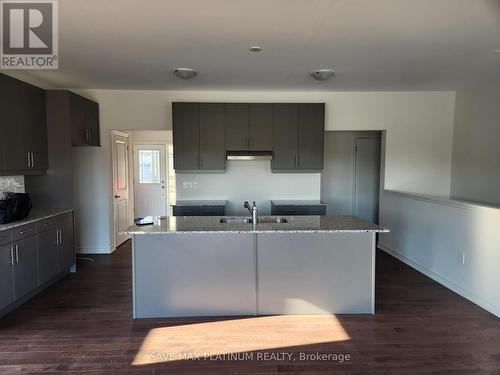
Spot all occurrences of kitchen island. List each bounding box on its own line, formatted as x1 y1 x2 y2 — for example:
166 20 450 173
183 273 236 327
123 215 388 318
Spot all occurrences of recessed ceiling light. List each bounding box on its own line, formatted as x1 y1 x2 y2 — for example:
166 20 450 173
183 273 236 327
310 69 335 81
249 46 262 52
173 68 197 80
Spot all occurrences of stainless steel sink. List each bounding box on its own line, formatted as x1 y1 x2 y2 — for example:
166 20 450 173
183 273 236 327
219 217 252 224
219 216 288 224
258 216 288 224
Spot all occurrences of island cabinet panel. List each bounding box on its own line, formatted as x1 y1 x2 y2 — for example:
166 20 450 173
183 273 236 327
0 73 48 175
271 104 299 170
133 234 256 318
257 232 375 315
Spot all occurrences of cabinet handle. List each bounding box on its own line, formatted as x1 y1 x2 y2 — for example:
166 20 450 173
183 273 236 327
9 247 14 265
86 128 91 144
27 152 31 168
56 229 59 245
15 245 19 263
297 155 301 168
59 229 62 245
294 155 297 168
31 152 35 168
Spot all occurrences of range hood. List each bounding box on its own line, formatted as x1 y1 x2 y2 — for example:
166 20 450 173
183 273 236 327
226 150 273 161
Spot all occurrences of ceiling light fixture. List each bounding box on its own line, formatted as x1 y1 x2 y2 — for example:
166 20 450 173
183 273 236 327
249 46 262 52
310 69 335 81
173 68 197 80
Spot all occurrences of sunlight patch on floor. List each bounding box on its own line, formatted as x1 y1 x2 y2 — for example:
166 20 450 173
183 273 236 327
133 315 350 365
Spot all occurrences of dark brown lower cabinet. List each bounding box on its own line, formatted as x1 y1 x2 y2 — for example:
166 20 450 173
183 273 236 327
37 228 59 285
0 212 75 316
12 236 38 300
58 222 74 272
0 244 15 310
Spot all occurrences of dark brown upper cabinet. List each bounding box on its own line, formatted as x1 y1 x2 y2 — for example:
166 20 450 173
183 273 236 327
224 103 273 151
67 91 101 147
172 102 324 172
272 103 324 171
0 73 48 175
37 90 100 148
173 102 225 171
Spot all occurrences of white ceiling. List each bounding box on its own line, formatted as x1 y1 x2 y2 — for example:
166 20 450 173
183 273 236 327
15 0 500 90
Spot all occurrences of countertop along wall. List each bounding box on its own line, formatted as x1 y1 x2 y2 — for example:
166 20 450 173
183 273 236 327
68 90 455 253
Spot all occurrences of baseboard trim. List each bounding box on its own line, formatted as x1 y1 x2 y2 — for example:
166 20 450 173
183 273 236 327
76 246 112 254
378 242 500 318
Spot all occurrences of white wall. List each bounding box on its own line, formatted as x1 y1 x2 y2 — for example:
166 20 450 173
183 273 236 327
450 83 500 206
177 161 321 215
70 89 455 253
379 190 500 317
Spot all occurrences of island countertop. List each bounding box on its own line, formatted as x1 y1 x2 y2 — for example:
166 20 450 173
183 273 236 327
122 215 389 235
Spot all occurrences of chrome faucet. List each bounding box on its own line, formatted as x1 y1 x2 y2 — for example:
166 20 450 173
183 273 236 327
244 201 258 225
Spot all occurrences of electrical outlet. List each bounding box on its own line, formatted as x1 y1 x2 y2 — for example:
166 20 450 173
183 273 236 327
193 182 198 189
182 181 193 189
458 251 465 265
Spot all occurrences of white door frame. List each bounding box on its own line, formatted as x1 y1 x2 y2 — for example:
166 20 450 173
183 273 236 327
111 131 130 250
132 143 168 218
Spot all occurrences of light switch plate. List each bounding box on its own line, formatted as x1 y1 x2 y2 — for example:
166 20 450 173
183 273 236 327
182 182 193 189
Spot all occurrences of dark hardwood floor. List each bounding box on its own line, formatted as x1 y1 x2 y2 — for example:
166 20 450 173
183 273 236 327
0 240 499 374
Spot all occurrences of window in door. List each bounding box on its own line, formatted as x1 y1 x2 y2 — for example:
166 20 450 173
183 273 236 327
138 149 161 184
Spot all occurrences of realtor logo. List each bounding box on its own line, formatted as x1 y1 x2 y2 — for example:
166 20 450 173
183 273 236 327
1 0 58 69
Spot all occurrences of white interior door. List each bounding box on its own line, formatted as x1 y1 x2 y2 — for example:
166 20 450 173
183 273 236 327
354 138 381 224
112 132 130 248
133 144 167 218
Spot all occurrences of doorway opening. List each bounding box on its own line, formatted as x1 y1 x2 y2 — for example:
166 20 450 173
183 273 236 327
111 130 175 248
321 131 383 223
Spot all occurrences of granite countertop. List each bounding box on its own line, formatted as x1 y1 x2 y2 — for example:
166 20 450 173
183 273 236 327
171 200 228 207
122 215 389 235
0 208 74 231
270 200 327 206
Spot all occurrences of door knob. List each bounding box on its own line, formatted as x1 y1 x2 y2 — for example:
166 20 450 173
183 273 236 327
114 195 121 198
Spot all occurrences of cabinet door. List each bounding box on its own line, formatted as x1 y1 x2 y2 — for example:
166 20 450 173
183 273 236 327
85 99 100 146
12 236 38 300
249 104 273 150
37 229 59 285
0 244 15 310
272 104 299 170
173 103 200 170
0 74 30 171
58 222 74 272
69 92 87 146
26 85 48 170
199 103 225 170
298 104 324 169
224 103 249 150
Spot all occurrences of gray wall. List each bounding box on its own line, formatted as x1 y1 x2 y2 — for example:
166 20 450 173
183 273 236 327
321 131 381 215
176 161 321 215
450 83 500 206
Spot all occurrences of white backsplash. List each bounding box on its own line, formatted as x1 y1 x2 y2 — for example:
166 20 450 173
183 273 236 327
176 160 321 215
0 175 25 195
